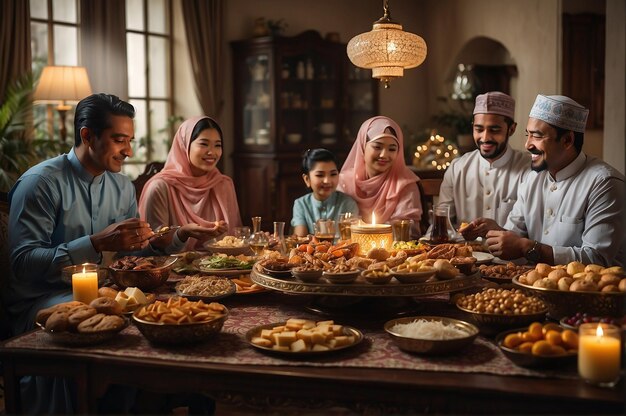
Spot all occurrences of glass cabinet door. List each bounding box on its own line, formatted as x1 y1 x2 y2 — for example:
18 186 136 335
243 54 271 146
345 66 376 142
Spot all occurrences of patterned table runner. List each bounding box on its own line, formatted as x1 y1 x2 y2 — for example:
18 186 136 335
5 292 577 380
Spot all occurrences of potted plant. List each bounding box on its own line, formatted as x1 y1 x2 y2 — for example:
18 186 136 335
0 71 68 192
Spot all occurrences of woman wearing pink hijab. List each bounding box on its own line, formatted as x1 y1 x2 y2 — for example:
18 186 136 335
339 116 422 236
139 116 242 249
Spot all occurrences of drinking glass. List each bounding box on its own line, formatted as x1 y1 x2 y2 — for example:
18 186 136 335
391 219 413 242
431 204 451 244
338 213 355 241
314 219 336 243
235 226 251 243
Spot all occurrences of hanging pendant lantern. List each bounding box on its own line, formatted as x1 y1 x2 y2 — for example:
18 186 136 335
347 0 427 88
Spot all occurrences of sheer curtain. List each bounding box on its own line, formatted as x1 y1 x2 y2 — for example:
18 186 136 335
0 0 31 102
181 0 224 117
80 0 128 99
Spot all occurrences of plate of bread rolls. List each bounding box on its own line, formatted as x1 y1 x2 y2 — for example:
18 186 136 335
35 297 128 346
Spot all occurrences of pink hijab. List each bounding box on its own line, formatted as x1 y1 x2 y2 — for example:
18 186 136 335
338 116 420 223
139 116 242 234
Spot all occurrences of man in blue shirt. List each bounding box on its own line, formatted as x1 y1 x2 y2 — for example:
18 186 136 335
5 93 174 335
5 93 190 413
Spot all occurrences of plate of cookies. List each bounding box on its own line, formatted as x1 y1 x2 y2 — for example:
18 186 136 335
35 297 128 346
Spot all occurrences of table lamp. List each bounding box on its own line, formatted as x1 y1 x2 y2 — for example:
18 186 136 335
34 66 93 143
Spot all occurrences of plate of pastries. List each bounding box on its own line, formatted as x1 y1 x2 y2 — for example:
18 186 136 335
35 297 128 346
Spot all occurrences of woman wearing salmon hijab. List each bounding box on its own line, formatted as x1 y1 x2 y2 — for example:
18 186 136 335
139 116 241 249
338 116 422 237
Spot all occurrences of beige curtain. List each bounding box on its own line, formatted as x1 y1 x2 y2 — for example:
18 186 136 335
0 0 31 102
80 0 128 99
181 0 224 117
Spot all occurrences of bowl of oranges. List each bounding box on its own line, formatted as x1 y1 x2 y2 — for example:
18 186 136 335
496 322 578 368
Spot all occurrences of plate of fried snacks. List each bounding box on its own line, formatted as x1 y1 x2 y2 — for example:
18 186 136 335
230 274 267 294
246 318 363 355
132 297 228 345
35 298 128 346
175 275 237 301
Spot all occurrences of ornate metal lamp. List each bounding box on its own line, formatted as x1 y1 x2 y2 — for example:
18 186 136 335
347 0 427 88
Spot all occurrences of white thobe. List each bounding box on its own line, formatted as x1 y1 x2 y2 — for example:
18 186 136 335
439 145 530 226
504 152 626 266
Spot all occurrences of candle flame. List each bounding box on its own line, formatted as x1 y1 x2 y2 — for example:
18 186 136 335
372 213 376 225
82 266 86 274
596 325 604 337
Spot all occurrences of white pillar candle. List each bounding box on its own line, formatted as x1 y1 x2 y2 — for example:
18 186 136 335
578 323 621 387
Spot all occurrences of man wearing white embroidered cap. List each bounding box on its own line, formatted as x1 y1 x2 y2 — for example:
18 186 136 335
440 92 530 236
481 94 625 266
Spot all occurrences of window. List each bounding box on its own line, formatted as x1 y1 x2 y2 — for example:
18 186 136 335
124 0 173 178
30 0 80 142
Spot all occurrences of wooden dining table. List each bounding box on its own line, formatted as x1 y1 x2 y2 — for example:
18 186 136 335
1 284 624 414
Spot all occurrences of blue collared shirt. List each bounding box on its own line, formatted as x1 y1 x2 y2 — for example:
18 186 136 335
6 148 180 331
291 191 359 235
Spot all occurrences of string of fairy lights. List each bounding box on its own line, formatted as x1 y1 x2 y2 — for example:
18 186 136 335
413 133 459 171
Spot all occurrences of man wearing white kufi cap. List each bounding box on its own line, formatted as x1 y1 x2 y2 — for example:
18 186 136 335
481 94 625 266
440 91 530 234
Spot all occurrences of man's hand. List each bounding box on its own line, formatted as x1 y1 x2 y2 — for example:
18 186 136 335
91 218 154 253
485 230 529 259
460 218 502 240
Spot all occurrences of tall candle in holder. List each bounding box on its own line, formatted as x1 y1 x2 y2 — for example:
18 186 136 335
578 323 621 387
72 265 99 304
350 213 393 255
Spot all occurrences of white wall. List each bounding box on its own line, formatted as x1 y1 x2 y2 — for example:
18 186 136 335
421 0 562 152
171 0 623 175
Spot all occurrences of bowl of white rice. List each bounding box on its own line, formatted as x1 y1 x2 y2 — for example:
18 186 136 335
384 316 479 355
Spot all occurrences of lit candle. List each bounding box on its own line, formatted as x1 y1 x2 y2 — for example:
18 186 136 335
578 323 621 387
350 213 393 254
72 265 99 304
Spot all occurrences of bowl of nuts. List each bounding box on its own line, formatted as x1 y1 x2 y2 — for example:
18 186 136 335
132 297 228 345
390 260 437 283
362 265 393 284
292 265 324 283
323 263 361 284
175 275 237 301
456 288 548 335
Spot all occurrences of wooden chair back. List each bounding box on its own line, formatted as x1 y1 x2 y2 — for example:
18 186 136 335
132 162 165 202
417 178 442 235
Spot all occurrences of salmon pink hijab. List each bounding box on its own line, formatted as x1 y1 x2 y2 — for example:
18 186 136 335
139 116 241 235
338 116 421 223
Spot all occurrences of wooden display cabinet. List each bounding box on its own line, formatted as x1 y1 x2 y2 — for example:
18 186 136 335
231 30 378 230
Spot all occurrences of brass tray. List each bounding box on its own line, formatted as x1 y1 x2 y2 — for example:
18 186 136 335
251 268 480 297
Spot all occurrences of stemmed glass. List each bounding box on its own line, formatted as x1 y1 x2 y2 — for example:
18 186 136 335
249 216 268 256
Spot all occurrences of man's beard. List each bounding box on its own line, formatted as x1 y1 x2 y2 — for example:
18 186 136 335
478 138 508 160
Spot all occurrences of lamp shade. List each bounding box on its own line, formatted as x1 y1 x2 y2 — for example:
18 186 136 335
34 66 92 105
347 4 427 88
